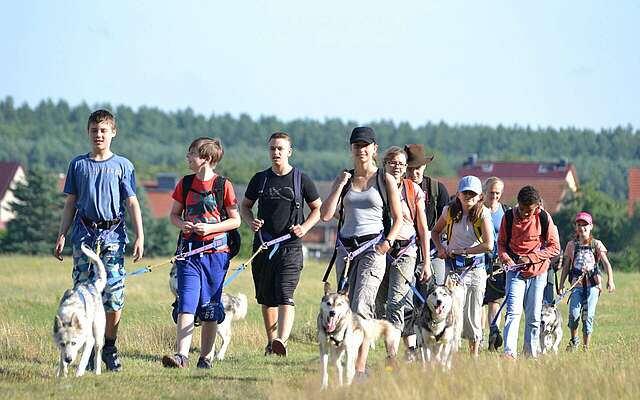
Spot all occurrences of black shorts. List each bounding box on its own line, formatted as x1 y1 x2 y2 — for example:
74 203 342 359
251 246 303 307
483 265 506 305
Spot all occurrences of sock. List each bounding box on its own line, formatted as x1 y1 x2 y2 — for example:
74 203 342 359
105 337 117 348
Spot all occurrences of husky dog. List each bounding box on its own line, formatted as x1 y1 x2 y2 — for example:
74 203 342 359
317 285 400 390
414 278 463 369
540 302 563 354
53 243 106 377
168 264 248 360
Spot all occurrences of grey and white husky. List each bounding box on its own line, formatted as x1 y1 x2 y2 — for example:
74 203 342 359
317 284 400 390
53 243 106 377
169 264 248 360
414 278 464 369
540 302 563 354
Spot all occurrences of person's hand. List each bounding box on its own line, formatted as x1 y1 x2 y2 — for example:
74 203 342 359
182 221 194 234
557 282 565 296
192 223 209 236
290 224 307 238
437 247 447 259
518 256 531 265
53 235 65 261
375 240 391 256
250 218 264 232
336 170 352 187
419 263 433 283
449 248 465 257
607 279 616 293
132 237 144 262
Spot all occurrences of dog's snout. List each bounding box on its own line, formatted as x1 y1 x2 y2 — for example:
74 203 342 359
436 299 442 306
64 356 72 363
329 311 335 317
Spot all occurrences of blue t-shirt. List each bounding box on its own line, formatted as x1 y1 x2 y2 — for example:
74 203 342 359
489 204 506 259
64 153 137 244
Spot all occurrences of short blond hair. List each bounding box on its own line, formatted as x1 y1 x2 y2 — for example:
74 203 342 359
189 137 224 165
483 176 504 194
382 146 407 165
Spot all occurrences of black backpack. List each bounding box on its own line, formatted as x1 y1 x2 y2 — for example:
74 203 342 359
504 207 549 258
420 176 440 230
178 174 241 259
256 167 304 229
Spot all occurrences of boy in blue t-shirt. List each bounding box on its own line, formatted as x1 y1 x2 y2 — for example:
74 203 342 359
54 109 145 372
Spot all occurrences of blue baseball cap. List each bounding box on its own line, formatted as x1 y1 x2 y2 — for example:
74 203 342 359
457 175 482 195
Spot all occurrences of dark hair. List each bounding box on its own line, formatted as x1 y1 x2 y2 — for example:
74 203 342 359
447 195 484 224
189 137 224 165
87 109 116 130
517 185 541 206
268 131 292 144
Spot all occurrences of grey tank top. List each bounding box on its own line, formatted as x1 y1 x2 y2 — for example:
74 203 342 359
340 186 384 238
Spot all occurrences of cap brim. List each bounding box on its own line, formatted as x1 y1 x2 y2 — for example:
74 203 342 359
350 138 375 144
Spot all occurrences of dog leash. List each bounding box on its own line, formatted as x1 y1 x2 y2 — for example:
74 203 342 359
222 244 267 288
385 236 427 304
554 270 588 305
258 231 295 260
335 234 383 292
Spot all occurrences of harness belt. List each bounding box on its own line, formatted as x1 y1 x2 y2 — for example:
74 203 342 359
336 233 383 291
175 234 228 260
258 231 294 259
81 216 121 230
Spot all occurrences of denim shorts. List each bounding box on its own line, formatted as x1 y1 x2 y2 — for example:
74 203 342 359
72 242 126 312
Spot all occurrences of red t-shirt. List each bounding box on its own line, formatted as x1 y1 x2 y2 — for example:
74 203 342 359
172 174 237 245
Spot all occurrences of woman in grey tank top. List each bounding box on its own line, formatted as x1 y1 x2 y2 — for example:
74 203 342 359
320 127 403 378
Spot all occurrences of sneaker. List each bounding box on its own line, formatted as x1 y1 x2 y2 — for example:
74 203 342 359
271 338 287 357
102 345 123 372
197 356 212 369
405 346 418 362
85 348 96 372
494 330 503 349
566 337 579 352
264 343 273 356
162 353 189 368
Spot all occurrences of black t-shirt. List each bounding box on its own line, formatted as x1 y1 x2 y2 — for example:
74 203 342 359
245 167 320 248
420 177 450 230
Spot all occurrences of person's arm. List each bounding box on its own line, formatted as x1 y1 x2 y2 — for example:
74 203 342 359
54 194 77 261
126 196 144 262
320 171 351 222
240 197 263 232
598 241 615 293
291 198 322 238
375 172 403 255
195 206 241 235
497 213 515 266
461 214 493 255
431 211 448 259
523 213 560 266
415 194 432 282
170 200 193 234
558 244 572 294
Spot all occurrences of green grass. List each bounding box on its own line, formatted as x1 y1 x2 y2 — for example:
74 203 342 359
1 255 639 399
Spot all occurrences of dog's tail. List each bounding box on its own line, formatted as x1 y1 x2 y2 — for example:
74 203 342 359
356 316 400 357
80 243 107 293
232 293 248 321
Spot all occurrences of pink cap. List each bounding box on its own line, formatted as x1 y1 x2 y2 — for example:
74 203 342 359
575 211 593 225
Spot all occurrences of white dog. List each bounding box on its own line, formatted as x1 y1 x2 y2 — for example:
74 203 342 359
169 264 247 360
540 302 563 354
53 243 106 377
414 278 463 369
317 285 400 390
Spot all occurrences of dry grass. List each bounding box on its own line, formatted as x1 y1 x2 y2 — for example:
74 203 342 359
1 255 639 399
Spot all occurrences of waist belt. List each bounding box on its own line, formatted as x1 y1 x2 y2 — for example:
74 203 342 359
81 216 121 230
339 233 381 252
453 254 485 270
177 234 228 259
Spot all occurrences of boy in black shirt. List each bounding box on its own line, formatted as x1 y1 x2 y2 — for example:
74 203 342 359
241 132 321 356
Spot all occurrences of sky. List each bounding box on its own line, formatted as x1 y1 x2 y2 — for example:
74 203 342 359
1 1 639 130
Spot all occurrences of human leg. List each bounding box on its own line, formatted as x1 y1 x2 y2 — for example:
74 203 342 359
503 271 525 358
522 271 546 358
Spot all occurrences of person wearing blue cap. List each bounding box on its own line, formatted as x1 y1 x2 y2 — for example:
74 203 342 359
431 175 493 356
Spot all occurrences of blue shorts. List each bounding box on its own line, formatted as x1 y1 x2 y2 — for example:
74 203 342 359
72 242 126 312
176 252 229 322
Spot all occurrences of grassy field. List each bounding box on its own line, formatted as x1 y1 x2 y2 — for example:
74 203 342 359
1 255 639 399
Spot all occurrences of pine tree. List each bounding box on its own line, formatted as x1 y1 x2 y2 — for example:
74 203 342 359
1 165 63 254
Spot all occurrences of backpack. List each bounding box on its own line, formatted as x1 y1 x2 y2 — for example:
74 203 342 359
420 177 440 229
178 174 241 259
570 239 601 284
503 208 549 259
256 167 304 230
444 206 484 245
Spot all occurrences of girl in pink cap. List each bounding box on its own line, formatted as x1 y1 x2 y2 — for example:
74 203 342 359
558 211 615 351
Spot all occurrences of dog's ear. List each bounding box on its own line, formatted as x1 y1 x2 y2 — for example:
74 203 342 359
444 275 457 291
323 281 331 296
71 313 82 329
53 315 62 333
337 284 349 298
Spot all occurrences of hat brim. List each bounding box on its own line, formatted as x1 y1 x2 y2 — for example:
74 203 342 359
458 186 481 195
406 155 434 167
350 138 375 144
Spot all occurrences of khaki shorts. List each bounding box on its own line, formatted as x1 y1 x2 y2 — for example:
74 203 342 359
336 248 386 320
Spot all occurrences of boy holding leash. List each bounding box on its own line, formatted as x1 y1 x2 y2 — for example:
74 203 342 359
241 132 321 357
498 185 560 359
54 109 145 372
162 137 241 369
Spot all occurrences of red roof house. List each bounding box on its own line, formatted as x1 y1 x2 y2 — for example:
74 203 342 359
628 167 640 217
0 161 26 229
